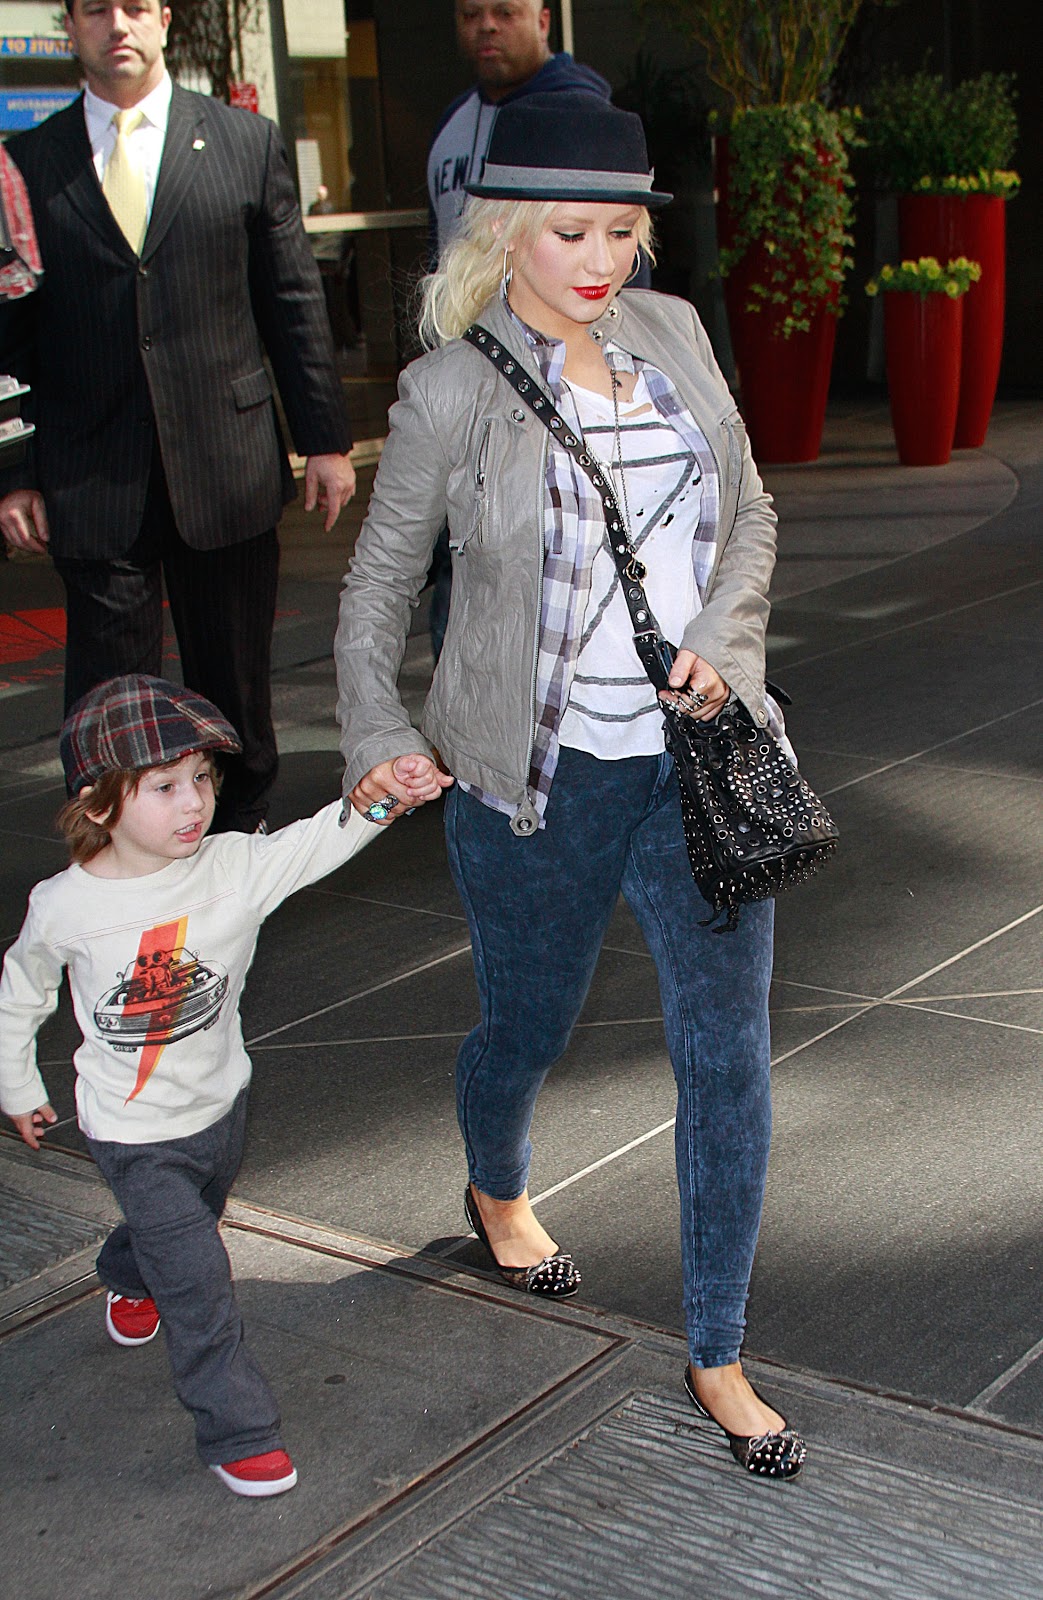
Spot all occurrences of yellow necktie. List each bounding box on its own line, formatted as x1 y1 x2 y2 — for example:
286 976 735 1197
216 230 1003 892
103 109 148 253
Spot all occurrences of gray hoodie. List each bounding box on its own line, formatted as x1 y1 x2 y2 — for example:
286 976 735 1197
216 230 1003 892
427 53 611 260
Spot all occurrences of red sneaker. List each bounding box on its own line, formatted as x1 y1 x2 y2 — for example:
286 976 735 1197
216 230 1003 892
105 1291 161 1346
210 1449 298 1498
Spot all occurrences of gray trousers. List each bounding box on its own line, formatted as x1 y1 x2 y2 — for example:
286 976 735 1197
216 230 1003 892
87 1090 283 1465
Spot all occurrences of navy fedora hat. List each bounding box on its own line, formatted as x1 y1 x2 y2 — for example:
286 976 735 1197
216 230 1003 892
465 93 672 208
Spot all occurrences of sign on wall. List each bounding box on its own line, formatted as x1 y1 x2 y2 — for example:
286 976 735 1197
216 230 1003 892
0 89 77 130
0 34 73 58
283 0 345 58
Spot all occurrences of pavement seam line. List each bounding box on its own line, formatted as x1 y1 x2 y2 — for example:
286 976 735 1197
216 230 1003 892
777 576 1042 672
881 904 1043 1002
815 694 1043 798
244 942 473 1044
526 905 1043 1201
527 1119 678 1209
886 1001 1043 1036
968 1334 1043 1412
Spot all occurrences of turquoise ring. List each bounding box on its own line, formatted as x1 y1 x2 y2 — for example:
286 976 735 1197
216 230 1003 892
364 794 399 823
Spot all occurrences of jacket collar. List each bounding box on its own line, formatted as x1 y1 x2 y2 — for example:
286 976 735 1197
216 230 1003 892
593 291 739 428
36 84 206 265
141 83 206 263
39 94 131 261
475 289 732 426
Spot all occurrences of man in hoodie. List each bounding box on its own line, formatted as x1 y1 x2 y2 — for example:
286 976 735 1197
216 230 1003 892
428 1 610 260
424 3 611 658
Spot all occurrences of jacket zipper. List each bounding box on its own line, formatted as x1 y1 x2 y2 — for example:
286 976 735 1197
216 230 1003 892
473 419 491 543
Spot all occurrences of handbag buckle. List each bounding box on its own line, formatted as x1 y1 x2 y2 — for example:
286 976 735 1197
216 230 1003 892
623 556 647 582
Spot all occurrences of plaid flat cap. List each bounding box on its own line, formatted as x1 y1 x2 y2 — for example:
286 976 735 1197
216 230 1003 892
60 675 242 794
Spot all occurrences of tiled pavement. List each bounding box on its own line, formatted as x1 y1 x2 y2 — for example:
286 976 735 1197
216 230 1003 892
0 402 1041 1597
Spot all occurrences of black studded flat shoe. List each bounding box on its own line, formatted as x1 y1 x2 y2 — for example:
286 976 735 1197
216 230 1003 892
463 1186 581 1297
683 1365 807 1479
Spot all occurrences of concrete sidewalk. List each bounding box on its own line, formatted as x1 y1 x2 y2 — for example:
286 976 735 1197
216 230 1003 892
1 402 1041 1598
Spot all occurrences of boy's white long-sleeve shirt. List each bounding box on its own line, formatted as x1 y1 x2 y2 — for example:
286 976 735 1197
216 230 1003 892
0 802 379 1143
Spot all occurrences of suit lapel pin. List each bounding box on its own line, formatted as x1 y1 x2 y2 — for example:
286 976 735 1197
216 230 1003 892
192 139 206 150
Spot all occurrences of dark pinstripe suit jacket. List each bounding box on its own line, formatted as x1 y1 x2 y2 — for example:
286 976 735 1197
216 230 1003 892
0 86 351 558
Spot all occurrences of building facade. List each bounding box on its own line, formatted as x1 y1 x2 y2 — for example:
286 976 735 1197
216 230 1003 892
1 0 1037 392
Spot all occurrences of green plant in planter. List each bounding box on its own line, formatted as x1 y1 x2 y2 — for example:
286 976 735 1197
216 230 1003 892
865 256 982 298
638 0 887 336
721 102 860 336
639 0 888 106
864 71 1019 196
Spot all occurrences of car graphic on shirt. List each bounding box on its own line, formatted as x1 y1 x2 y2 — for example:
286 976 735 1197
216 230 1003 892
93 946 228 1051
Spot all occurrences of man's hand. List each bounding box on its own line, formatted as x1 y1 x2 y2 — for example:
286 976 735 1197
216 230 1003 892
0 489 49 555
304 452 356 532
350 754 453 823
9 1103 57 1150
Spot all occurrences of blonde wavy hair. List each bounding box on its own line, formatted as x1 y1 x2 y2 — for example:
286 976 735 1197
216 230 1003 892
418 196 655 350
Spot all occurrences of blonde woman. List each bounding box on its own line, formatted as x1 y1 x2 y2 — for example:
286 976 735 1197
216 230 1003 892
336 96 805 1479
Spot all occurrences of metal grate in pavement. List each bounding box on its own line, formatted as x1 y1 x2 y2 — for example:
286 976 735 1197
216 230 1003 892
0 1186 107 1290
368 1391 1043 1600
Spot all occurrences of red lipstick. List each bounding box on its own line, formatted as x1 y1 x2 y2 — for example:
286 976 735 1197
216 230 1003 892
574 284 610 301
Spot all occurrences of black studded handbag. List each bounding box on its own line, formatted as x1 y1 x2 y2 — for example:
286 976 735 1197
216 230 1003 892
464 325 839 929
657 693 839 929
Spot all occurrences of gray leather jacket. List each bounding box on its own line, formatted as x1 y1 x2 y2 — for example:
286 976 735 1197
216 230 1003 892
336 289 777 834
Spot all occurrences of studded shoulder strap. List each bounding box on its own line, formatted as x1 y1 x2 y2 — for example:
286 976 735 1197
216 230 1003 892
463 323 677 691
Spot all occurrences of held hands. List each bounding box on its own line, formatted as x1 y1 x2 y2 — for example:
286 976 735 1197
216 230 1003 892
304 452 356 532
350 753 453 825
9 1102 57 1151
0 489 49 555
660 650 729 722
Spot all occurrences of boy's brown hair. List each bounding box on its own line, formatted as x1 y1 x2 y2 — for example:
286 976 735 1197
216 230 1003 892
57 755 221 866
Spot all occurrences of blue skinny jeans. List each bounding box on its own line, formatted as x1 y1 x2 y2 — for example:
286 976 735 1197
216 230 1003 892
445 746 774 1368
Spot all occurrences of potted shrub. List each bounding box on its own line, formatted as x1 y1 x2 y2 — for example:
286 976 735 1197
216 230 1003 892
864 71 1019 447
639 0 875 463
865 256 981 466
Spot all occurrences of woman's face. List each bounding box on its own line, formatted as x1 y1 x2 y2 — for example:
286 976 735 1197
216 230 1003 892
507 202 641 339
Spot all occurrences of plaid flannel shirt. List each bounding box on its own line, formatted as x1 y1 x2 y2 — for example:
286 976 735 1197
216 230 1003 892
464 301 720 826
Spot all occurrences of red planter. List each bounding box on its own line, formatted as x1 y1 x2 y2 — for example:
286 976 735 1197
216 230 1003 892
715 139 839 465
883 290 963 466
897 193 1006 448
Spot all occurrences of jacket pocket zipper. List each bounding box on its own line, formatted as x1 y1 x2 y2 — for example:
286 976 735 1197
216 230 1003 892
472 419 492 543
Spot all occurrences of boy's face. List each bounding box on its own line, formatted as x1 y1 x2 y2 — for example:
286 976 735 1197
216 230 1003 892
102 751 215 874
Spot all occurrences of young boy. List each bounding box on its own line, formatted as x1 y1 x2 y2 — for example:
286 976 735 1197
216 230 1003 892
0 675 429 1497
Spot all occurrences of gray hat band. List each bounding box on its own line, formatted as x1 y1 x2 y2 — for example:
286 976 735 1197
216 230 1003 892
478 162 655 195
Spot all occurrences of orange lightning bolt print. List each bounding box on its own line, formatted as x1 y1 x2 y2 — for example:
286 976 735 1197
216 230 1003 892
123 917 191 1103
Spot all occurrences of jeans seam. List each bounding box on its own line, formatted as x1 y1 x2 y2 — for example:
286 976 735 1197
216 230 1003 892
624 835 707 1361
446 788 499 1191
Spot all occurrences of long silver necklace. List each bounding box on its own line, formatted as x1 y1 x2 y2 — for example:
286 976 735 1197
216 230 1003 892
590 367 708 717
579 365 634 541
609 369 634 540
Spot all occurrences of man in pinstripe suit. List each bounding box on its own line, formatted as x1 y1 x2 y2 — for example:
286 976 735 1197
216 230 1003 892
0 0 355 831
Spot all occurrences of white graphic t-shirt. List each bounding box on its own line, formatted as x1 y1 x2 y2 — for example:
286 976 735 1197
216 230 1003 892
0 802 378 1143
558 373 707 759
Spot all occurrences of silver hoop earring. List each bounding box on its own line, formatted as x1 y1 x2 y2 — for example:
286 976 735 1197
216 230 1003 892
502 247 513 296
625 249 642 285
